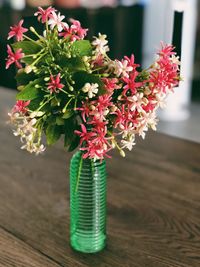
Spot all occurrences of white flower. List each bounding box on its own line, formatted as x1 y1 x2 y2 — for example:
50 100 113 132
30 111 44 118
171 55 181 65
92 33 110 54
114 59 133 77
48 12 68 32
127 93 148 112
136 111 158 138
121 134 136 151
34 144 46 155
82 83 99 98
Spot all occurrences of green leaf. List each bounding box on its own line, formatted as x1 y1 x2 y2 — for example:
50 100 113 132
62 109 74 119
16 79 43 101
15 69 36 86
28 97 43 111
56 56 86 72
68 135 80 152
73 71 105 94
56 116 65 126
72 40 92 56
46 124 62 145
64 117 80 151
12 41 41 55
64 118 75 145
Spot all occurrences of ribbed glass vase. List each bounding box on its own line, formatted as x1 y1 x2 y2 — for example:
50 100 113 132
70 150 107 253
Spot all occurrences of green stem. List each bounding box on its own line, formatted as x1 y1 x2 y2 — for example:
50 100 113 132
36 95 54 111
75 156 83 192
62 97 74 112
59 88 72 96
23 34 43 46
31 52 48 67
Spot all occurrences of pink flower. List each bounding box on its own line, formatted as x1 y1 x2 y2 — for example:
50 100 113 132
102 78 120 94
76 102 91 122
13 100 30 113
70 18 88 39
91 54 104 68
121 72 143 96
48 11 68 32
47 73 64 93
158 43 175 58
75 124 97 145
124 54 139 70
6 45 24 69
90 95 112 121
60 19 88 41
8 20 28 42
148 43 180 93
34 6 56 23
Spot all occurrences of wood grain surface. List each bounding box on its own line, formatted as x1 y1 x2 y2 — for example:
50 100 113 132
0 87 200 267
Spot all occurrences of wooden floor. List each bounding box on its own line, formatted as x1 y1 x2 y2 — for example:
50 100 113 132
1 88 200 267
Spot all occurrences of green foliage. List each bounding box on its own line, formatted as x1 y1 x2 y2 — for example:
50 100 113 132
12 41 41 55
28 97 43 111
73 71 105 94
46 123 62 145
64 117 80 151
16 79 43 101
56 116 65 126
15 70 36 86
136 70 150 82
62 109 74 119
72 40 92 56
59 57 86 72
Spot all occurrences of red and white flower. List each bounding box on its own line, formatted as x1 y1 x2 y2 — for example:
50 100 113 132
48 11 68 32
60 19 88 41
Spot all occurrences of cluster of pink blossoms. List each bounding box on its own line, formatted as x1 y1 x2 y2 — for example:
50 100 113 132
75 44 180 160
7 7 181 159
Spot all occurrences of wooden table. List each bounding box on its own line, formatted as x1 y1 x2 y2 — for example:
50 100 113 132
1 88 200 267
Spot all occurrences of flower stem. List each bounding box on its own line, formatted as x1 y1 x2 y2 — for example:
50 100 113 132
23 34 43 46
75 156 83 193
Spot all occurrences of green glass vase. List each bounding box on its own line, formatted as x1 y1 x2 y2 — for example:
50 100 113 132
70 150 107 253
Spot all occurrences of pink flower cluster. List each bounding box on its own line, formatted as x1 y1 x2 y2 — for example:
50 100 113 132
76 95 113 160
75 44 180 159
60 18 88 41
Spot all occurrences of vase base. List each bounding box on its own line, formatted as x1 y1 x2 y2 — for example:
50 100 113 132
70 233 106 253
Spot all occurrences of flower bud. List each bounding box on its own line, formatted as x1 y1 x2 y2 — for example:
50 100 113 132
120 150 125 157
25 65 32 74
82 56 88 62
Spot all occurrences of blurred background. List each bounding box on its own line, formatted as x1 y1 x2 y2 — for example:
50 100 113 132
0 0 199 142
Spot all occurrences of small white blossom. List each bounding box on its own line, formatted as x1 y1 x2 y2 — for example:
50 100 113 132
121 134 136 151
48 12 68 32
92 33 110 54
127 93 148 112
82 83 99 98
113 59 133 77
171 55 181 65
30 111 44 118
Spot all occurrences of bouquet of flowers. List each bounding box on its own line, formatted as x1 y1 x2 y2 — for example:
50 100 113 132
7 6 181 160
